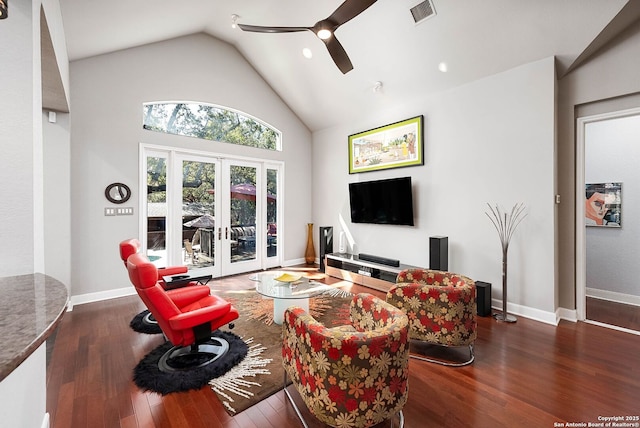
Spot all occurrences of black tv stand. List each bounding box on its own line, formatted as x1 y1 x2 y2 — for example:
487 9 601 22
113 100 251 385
324 253 422 293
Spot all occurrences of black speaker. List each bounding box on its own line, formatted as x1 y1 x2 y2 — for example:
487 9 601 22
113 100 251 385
319 226 333 272
429 236 448 271
475 281 492 317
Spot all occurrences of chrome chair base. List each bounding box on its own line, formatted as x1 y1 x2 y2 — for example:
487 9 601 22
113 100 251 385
410 342 475 367
158 336 230 373
142 311 157 325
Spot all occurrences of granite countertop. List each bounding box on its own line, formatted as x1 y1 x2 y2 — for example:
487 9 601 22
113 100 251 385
0 273 68 382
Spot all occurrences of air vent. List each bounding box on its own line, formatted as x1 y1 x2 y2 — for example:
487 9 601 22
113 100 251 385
410 0 436 24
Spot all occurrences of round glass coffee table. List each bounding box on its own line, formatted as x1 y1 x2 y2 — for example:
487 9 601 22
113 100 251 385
251 271 330 324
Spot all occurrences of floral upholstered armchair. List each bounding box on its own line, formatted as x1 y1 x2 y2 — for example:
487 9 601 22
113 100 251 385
282 293 410 428
386 268 477 366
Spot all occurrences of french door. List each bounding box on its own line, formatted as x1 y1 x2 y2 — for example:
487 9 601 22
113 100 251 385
142 146 281 277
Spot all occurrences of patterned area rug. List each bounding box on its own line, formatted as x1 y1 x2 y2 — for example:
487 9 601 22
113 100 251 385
211 288 353 415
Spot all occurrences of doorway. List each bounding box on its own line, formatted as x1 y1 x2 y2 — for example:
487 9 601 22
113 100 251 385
141 146 282 277
576 108 640 333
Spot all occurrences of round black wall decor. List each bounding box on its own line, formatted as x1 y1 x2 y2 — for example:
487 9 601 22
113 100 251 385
105 182 131 204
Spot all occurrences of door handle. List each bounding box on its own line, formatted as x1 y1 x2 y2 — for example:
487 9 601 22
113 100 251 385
218 227 222 240
225 227 229 239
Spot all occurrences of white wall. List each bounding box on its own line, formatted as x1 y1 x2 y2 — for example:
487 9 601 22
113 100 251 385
69 33 312 297
585 114 640 299
313 57 558 321
44 112 71 287
0 0 38 276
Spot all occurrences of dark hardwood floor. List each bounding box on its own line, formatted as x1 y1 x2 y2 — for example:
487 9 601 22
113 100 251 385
47 269 640 428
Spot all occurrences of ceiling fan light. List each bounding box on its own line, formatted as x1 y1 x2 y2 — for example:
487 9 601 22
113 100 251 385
231 14 239 29
317 29 332 40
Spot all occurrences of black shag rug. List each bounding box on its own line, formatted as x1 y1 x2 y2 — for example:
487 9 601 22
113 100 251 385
133 330 248 395
129 310 162 335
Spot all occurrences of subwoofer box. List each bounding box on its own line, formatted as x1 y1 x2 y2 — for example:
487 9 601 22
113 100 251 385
475 281 492 317
429 236 448 271
319 226 333 272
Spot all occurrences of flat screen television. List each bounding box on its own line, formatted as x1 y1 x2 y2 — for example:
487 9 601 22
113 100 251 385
349 177 414 226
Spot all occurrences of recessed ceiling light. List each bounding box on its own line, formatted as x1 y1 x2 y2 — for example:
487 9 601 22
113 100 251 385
438 62 448 72
302 48 313 59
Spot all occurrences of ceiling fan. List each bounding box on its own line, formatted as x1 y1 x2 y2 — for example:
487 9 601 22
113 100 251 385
238 0 378 74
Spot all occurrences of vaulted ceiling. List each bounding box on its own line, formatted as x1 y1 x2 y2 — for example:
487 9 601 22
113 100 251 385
58 0 637 131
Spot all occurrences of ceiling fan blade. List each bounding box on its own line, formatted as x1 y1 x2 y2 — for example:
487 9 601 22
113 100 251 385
327 0 378 27
323 36 353 74
238 23 310 34
238 2 375 74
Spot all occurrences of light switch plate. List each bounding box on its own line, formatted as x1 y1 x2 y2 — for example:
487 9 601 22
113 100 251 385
116 207 134 215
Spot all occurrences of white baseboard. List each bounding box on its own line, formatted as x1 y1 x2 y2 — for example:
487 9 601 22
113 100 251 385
41 413 50 428
586 288 640 307
583 319 640 336
491 299 559 325
556 307 578 323
282 257 307 267
68 286 137 311
491 300 580 325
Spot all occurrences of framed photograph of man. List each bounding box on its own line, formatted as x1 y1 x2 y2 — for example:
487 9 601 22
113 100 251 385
585 182 621 227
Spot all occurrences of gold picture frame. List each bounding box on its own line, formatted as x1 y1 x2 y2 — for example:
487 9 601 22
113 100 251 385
348 115 424 174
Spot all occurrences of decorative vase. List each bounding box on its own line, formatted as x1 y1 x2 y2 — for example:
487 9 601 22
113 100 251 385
305 223 316 264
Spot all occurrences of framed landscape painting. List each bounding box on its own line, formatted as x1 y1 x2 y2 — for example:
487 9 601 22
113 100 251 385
585 182 622 227
348 115 424 174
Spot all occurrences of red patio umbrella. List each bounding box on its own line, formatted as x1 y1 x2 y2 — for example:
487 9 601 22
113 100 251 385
183 214 215 228
230 183 276 201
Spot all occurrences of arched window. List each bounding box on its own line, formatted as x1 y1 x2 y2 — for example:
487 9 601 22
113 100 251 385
143 102 281 151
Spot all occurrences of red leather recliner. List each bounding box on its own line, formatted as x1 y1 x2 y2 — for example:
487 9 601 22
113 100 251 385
120 238 210 329
126 252 239 372
119 238 194 289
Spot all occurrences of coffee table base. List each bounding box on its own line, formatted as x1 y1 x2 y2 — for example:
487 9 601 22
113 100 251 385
273 297 309 325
